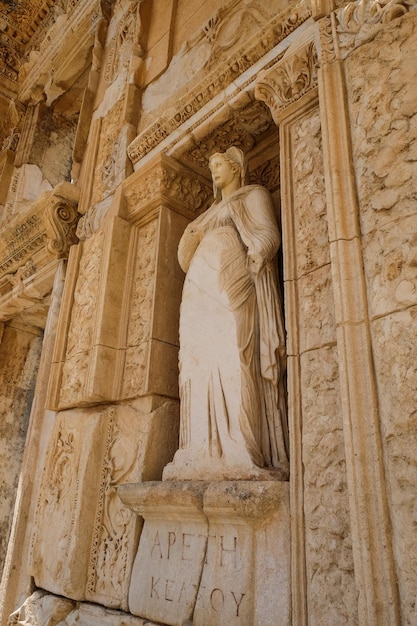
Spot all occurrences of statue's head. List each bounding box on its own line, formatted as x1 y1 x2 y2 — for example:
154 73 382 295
209 146 248 201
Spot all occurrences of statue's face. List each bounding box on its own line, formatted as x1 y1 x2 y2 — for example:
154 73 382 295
209 155 237 190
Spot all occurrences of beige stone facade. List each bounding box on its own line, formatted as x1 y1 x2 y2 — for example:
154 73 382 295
0 1 416 624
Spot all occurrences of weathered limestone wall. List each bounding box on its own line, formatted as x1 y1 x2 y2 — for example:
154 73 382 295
345 11 417 624
1 1 417 625
290 108 356 624
0 321 42 572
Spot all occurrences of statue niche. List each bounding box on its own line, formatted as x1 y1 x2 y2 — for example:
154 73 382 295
163 147 289 481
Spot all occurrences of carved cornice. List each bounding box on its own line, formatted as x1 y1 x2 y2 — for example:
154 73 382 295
18 0 104 104
255 41 318 124
123 154 213 223
127 1 312 165
0 0 58 89
0 183 79 307
177 99 275 175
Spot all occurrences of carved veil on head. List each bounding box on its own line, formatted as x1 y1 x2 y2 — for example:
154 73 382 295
209 146 248 202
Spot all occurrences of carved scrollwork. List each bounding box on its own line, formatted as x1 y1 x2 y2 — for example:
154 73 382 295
87 408 140 606
319 14 337 65
161 168 212 212
44 199 79 258
255 42 318 123
0 183 79 317
335 0 417 55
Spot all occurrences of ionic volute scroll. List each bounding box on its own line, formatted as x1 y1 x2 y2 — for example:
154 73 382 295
44 183 80 258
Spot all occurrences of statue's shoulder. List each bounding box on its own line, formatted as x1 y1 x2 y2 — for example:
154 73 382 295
235 184 273 206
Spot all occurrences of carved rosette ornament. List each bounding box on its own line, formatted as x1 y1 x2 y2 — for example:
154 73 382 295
255 42 318 124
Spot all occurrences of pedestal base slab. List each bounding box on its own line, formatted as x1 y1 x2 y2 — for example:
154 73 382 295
118 480 290 626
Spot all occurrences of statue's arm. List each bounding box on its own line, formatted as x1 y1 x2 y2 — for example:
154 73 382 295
233 187 280 276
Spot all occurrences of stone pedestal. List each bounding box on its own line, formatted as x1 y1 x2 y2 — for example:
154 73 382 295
118 480 290 626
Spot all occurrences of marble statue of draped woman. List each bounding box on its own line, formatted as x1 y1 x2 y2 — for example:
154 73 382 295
163 147 289 481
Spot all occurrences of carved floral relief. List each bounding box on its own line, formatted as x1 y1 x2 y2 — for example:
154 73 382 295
122 218 158 399
104 0 142 83
255 42 318 123
336 0 417 55
178 100 275 175
59 230 103 406
86 409 140 609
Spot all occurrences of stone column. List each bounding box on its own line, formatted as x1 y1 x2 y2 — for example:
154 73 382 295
0 183 80 623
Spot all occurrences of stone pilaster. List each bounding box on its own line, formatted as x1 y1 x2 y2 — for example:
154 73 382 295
31 154 212 610
47 153 211 410
313 5 403 624
256 30 356 626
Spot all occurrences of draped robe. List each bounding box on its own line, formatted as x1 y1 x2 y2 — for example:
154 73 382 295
163 185 289 480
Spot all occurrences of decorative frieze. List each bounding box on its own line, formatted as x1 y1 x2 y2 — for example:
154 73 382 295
0 182 79 322
123 153 212 221
127 1 312 165
18 0 106 105
0 0 57 86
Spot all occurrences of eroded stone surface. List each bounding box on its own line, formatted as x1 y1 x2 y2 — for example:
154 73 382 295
346 11 417 623
0 323 42 572
0 2 416 626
